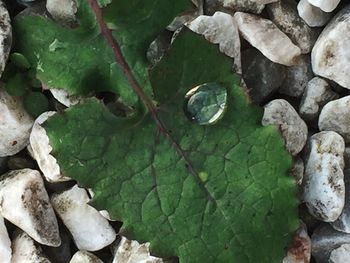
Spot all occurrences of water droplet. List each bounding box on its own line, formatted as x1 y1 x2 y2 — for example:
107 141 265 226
185 82 227 125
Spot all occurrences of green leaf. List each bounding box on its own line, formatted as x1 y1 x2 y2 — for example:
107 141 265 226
44 29 298 263
5 73 29 96
23 91 49 118
13 0 192 105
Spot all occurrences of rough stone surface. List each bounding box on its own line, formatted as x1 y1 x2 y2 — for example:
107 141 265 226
267 0 316 54
113 236 163 263
0 89 34 157
279 55 313 98
262 99 308 156
332 170 350 233
0 215 11 263
242 48 286 103
234 12 301 66
218 0 278 14
30 112 71 182
187 12 241 73
49 88 83 107
312 224 350 263
319 96 350 142
0 2 11 76
46 0 77 24
297 0 331 27
299 77 339 121
0 169 61 246
51 185 116 251
291 157 304 185
11 230 51 263
282 222 311 263
308 0 341 12
303 131 345 222
329 244 350 263
70 251 103 263
311 6 350 89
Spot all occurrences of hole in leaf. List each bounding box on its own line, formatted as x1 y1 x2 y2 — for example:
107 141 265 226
184 82 227 125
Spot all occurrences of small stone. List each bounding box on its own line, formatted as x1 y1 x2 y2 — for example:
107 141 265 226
319 96 350 142
291 157 304 185
44 227 72 263
218 0 278 14
70 251 103 263
0 215 11 263
234 12 301 66
51 185 116 251
30 112 71 182
329 244 350 263
299 77 339 121
167 0 203 31
311 6 350 89
49 88 83 108
187 12 241 73
0 169 61 246
303 131 345 222
312 224 350 263
332 169 350 233
297 0 331 27
11 230 51 263
282 222 311 263
0 2 11 76
46 0 77 24
0 89 34 157
112 236 163 263
242 49 286 103
262 99 308 156
279 55 313 98
267 0 316 54
308 0 341 13
146 33 171 67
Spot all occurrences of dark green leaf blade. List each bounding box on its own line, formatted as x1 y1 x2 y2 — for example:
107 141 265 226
13 0 192 105
44 29 298 263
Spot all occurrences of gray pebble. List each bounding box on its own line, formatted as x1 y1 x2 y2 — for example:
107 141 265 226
279 55 313 98
299 77 339 122
262 99 308 156
303 131 345 222
319 96 350 142
311 224 350 263
332 169 350 233
329 244 350 263
242 49 286 103
266 0 317 54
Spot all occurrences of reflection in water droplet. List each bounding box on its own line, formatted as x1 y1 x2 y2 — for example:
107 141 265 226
185 82 227 125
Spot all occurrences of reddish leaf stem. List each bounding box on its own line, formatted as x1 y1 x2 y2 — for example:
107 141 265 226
87 0 157 115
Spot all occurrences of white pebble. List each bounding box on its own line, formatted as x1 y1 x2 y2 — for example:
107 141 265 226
311 6 350 89
0 2 11 76
187 12 241 73
30 112 71 182
297 0 330 27
262 99 308 156
0 215 11 263
329 244 350 263
11 230 51 263
70 251 103 263
299 77 339 121
46 0 76 24
51 185 116 251
0 89 33 157
113 236 163 263
0 169 60 246
308 0 341 13
234 12 301 66
303 131 345 222
319 96 350 142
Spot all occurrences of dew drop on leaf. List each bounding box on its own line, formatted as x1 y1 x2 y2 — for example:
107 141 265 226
185 82 227 125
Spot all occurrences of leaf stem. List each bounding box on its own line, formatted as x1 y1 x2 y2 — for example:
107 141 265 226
87 0 157 114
